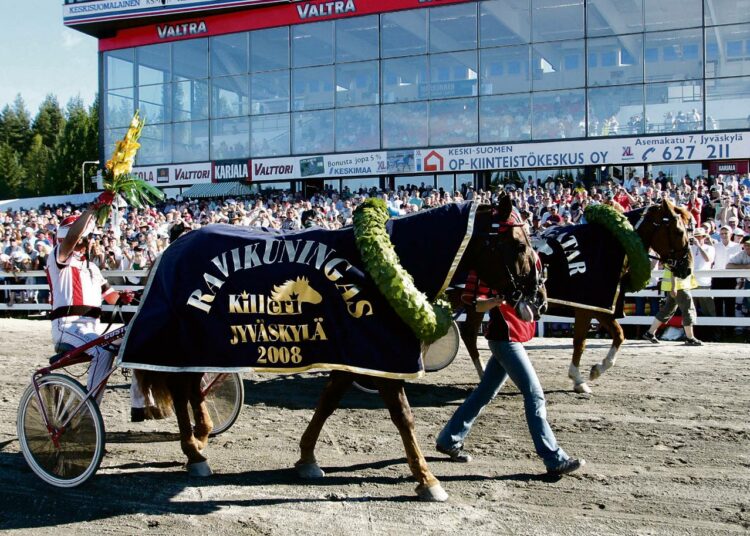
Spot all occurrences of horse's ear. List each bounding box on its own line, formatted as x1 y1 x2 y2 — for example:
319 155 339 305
661 198 676 214
496 193 512 221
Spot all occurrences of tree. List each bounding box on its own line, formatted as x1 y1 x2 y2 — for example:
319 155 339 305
23 134 54 197
32 95 65 149
0 94 33 156
0 142 25 198
51 97 98 194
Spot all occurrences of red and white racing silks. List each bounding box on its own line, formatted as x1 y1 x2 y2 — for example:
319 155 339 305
45 245 116 318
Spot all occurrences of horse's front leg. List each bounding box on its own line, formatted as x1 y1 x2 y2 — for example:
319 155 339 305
569 310 592 394
295 371 352 479
461 308 485 379
373 378 448 502
170 379 212 477
589 315 624 381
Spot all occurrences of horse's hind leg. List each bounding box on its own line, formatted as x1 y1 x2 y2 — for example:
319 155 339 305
169 376 212 477
295 371 352 479
373 378 447 502
590 315 624 382
568 310 593 394
188 374 213 451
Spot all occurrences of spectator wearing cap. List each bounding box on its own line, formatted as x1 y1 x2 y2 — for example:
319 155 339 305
690 228 716 331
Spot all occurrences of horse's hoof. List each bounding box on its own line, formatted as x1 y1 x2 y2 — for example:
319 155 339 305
416 483 449 502
589 365 602 380
187 460 213 477
296 461 325 479
574 382 592 394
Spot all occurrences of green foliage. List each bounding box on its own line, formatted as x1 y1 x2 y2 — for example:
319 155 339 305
51 97 98 195
0 95 33 156
583 204 651 292
353 198 453 344
0 94 98 199
23 135 54 197
0 142 25 198
32 95 65 148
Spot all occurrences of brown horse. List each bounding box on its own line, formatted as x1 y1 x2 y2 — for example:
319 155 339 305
450 200 693 394
134 195 542 502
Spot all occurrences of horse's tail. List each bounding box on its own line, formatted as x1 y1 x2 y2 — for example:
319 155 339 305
134 370 175 418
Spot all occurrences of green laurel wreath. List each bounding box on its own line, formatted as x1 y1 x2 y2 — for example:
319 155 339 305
584 204 651 292
353 198 453 344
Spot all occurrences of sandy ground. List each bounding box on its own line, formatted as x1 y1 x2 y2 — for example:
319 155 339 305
0 318 748 535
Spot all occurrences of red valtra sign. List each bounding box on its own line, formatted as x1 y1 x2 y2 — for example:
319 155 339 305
99 0 471 51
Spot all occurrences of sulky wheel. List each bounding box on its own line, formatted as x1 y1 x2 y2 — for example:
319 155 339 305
194 372 244 436
17 374 105 488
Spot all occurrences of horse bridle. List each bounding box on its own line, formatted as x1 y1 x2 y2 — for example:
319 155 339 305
633 205 691 269
488 218 546 310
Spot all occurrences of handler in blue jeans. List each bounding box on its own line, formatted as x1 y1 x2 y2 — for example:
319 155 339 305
436 271 585 476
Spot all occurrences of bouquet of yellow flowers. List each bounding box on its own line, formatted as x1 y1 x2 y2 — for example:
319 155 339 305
93 111 165 225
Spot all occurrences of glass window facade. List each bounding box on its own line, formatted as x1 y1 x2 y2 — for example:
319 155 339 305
99 1 749 166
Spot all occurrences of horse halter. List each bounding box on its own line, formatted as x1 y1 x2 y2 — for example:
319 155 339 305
634 205 691 269
487 216 545 309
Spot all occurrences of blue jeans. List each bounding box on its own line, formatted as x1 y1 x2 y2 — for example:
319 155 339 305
436 340 568 470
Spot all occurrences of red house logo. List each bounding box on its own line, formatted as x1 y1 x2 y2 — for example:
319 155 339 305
423 150 444 172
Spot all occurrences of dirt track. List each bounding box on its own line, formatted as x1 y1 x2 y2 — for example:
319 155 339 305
0 318 748 535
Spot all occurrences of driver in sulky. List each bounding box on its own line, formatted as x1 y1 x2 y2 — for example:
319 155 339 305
46 191 152 420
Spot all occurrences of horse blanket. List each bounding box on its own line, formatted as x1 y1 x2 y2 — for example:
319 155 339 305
117 202 477 378
535 223 627 315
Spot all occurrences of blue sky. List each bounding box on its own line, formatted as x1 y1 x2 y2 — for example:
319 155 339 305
0 1 98 116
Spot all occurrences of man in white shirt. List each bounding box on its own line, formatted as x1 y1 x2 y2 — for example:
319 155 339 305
690 227 716 320
712 225 742 319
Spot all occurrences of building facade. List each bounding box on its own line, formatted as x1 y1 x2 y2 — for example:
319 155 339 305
65 0 750 196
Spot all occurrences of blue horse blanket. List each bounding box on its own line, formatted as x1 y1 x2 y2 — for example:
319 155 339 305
117 202 477 378
535 223 627 315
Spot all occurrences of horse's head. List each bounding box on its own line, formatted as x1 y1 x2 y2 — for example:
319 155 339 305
637 200 693 278
466 194 547 321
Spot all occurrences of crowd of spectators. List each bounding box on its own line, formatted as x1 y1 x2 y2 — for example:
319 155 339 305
2 172 749 336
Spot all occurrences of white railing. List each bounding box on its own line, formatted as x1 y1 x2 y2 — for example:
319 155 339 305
0 269 145 314
2 268 750 328
539 268 750 333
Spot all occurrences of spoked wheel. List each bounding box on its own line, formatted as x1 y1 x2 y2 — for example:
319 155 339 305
353 376 379 394
193 372 244 436
17 374 105 488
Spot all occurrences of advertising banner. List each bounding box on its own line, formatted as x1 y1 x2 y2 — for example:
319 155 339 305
251 151 387 181
96 0 471 51
132 162 212 186
414 132 750 173
213 159 251 182
66 0 292 25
